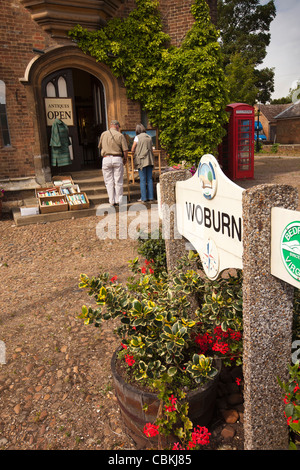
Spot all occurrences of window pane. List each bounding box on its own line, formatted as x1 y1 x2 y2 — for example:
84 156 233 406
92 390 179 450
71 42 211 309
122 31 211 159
58 76 67 97
46 82 56 97
0 81 11 146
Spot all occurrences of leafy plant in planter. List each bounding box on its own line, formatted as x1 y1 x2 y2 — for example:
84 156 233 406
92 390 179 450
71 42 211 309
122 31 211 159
78 252 243 449
136 229 167 276
278 362 300 450
277 289 300 449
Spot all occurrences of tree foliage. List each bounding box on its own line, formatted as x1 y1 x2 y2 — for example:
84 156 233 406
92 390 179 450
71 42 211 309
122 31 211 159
69 0 229 165
224 53 258 105
217 0 276 103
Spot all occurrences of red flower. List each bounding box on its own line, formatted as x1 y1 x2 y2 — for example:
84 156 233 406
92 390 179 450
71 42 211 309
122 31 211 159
212 340 230 354
235 377 241 386
284 395 289 404
141 266 146 274
214 325 229 339
172 442 185 450
293 383 300 393
230 330 242 341
169 394 177 405
187 440 196 449
195 332 213 354
287 416 298 425
149 268 154 274
191 425 211 446
110 275 117 283
173 427 210 449
125 354 135 366
165 405 176 412
143 423 159 437
165 394 177 412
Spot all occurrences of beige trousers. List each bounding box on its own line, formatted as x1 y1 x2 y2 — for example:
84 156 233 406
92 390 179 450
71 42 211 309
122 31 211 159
102 156 124 205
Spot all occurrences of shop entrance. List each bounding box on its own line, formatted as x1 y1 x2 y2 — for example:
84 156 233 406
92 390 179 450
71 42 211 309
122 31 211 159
42 68 107 173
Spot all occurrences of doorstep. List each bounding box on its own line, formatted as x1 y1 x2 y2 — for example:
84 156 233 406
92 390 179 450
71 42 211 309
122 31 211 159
12 204 97 226
12 198 156 226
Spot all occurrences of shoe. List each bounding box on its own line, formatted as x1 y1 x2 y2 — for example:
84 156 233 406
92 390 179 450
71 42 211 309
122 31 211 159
137 198 147 202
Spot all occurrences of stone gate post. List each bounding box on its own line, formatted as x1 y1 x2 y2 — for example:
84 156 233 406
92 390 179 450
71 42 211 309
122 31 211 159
159 169 191 271
242 183 298 450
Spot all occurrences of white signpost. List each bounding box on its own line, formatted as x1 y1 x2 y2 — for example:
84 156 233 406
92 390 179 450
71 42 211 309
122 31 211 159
176 154 244 279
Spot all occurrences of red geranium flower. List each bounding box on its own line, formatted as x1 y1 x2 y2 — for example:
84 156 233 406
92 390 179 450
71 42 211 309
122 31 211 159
125 354 135 366
212 340 230 354
143 423 159 437
191 425 211 446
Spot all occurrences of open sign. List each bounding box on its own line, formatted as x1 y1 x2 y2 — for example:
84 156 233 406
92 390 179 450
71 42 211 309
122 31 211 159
45 98 74 126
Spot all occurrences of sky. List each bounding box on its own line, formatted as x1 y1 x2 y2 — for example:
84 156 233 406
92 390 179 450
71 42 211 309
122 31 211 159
260 0 300 100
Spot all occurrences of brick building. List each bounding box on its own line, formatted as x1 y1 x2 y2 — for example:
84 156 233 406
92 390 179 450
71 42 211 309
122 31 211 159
254 103 293 143
274 102 300 145
0 0 217 193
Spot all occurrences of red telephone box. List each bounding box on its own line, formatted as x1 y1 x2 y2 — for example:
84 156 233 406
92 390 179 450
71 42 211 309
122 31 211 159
219 103 254 180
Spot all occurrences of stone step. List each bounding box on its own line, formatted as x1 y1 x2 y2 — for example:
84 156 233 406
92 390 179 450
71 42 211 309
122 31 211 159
73 177 105 188
12 198 156 226
86 189 141 206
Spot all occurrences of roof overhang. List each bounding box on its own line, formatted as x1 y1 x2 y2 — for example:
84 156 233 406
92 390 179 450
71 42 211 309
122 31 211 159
20 0 124 37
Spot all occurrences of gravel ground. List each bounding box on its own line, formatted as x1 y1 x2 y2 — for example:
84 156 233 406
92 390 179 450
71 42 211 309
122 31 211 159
1 154 300 451
0 213 140 450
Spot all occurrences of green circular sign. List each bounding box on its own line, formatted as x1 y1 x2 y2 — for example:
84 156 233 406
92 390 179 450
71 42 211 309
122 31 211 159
280 221 300 282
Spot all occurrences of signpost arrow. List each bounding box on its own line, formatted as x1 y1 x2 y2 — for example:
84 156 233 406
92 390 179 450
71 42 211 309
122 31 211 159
175 154 244 279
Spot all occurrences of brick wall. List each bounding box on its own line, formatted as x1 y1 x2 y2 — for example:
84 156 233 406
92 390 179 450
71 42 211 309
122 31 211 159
276 119 300 145
0 0 57 179
116 1 217 47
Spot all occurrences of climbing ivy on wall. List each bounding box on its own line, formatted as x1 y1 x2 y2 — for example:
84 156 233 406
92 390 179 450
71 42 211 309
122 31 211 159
69 0 229 165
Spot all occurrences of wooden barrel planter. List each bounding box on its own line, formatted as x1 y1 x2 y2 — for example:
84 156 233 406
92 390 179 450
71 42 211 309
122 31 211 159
111 349 222 449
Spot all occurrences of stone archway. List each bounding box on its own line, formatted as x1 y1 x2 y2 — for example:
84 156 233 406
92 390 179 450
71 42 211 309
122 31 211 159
21 44 127 184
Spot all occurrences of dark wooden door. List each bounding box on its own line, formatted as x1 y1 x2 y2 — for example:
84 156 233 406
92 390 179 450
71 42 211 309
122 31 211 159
91 76 107 168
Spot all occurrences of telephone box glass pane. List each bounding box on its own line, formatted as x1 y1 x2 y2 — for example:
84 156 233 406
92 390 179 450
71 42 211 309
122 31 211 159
238 119 252 171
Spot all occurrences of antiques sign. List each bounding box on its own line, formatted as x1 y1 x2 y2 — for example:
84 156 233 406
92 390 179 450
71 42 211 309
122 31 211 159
176 154 244 279
45 98 74 126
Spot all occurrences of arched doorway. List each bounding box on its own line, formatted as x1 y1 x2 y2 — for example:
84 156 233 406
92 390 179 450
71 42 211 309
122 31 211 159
21 45 126 184
42 68 107 173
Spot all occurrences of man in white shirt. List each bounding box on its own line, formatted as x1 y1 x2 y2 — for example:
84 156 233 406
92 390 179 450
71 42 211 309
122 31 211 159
98 120 128 205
